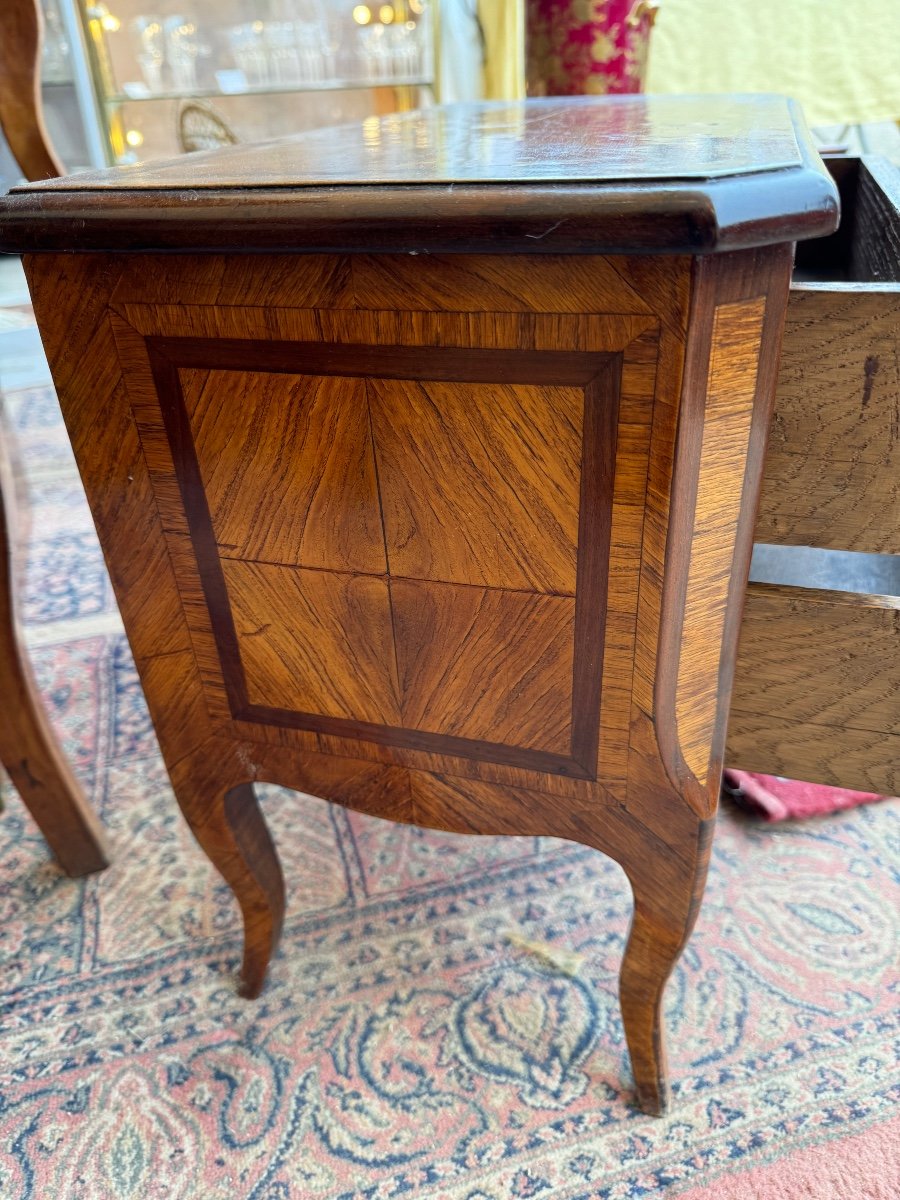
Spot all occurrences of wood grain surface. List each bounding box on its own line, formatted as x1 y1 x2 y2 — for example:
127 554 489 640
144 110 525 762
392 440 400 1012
391 580 575 753
348 252 657 316
728 583 900 795
225 561 401 725
369 376 583 592
106 252 656 316
183 369 386 573
98 280 652 797
726 716 900 798
120 309 626 780
654 246 793 823
755 288 900 554
849 158 900 284
675 296 767 783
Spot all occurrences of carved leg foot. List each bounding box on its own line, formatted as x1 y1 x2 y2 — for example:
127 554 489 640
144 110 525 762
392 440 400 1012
224 783 285 998
171 761 285 998
619 826 712 1116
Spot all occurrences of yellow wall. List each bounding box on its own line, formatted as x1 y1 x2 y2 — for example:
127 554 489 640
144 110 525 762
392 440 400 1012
647 0 900 125
478 0 525 99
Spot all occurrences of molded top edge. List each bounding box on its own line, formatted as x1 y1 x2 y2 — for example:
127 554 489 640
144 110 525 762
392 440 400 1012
0 96 840 254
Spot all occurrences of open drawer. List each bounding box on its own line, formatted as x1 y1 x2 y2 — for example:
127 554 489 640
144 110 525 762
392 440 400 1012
727 156 900 795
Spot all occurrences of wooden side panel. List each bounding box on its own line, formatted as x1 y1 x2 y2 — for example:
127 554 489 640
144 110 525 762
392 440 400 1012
224 561 401 724
755 288 900 554
649 245 794 831
849 159 900 285
111 253 356 310
107 252 672 316
27 253 689 806
348 253 656 314
674 297 767 782
728 583 900 795
369 377 583 593
30 250 697 800
392 580 575 753
182 369 386 573
106 298 640 784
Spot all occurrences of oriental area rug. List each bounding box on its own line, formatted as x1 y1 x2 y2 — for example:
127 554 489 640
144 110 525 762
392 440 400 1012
0 366 898 1198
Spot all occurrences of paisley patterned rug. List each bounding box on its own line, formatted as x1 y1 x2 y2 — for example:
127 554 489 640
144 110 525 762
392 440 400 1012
1 373 898 1200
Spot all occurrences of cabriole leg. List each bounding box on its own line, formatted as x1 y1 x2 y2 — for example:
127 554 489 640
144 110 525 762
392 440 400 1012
618 821 712 1115
169 754 285 998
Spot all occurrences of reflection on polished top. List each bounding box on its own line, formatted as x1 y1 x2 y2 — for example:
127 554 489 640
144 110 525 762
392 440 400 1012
0 95 840 256
28 95 804 189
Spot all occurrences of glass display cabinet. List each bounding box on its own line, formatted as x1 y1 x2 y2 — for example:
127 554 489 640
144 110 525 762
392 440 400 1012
74 0 435 163
38 0 105 172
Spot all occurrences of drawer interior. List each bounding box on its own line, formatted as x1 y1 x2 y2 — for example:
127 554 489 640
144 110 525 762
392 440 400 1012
793 157 900 284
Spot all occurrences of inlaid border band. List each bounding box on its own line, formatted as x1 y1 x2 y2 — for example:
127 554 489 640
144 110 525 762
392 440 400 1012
146 337 621 780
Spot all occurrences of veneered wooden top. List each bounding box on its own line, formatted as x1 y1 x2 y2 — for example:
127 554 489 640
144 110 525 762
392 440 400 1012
0 95 839 255
22 95 808 188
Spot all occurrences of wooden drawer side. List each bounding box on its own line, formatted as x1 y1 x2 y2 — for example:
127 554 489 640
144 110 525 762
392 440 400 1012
754 288 900 555
728 582 900 795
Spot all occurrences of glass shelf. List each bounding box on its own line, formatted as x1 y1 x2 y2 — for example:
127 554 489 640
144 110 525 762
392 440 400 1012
74 0 435 164
105 74 433 105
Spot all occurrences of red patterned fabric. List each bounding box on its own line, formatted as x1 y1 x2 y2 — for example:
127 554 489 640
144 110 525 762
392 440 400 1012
722 768 892 822
526 0 656 97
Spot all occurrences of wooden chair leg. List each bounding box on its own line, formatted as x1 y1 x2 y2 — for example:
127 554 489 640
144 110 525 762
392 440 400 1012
169 753 285 997
618 823 712 1116
0 436 108 877
0 0 66 182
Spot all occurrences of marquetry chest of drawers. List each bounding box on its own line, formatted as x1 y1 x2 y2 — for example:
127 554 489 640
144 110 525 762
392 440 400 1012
0 95 838 1113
